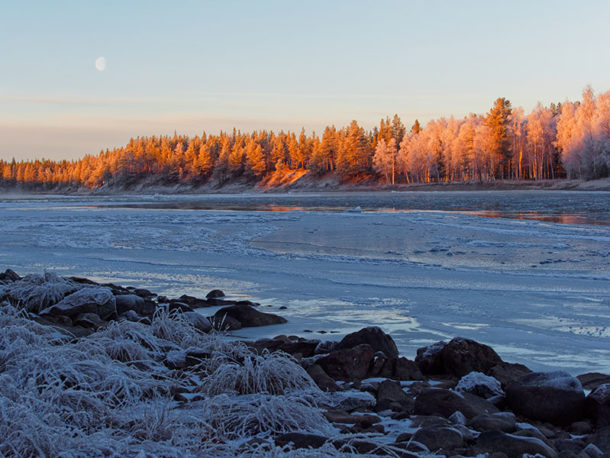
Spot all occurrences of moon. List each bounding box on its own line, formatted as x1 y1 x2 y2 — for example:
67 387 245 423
95 56 106 72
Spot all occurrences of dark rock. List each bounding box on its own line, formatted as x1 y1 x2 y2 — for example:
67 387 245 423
314 340 336 355
586 384 610 428
412 426 464 451
0 269 21 283
488 362 532 388
376 380 411 411
323 409 381 426
306 364 338 392
210 314 242 330
316 344 375 381
553 438 586 455
469 412 516 433
133 288 155 298
415 337 502 378
475 430 558 458
168 301 194 313
115 294 146 315
157 295 169 303
275 432 328 449
393 357 425 381
578 373 610 391
335 326 399 358
206 289 225 299
68 276 99 286
250 336 319 358
583 443 604 458
211 304 286 329
506 371 585 425
279 306 287 310
414 388 499 419
73 312 105 329
173 294 210 308
570 420 593 435
39 287 117 320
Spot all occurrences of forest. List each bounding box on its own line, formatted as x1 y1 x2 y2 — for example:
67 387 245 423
1 87 608 190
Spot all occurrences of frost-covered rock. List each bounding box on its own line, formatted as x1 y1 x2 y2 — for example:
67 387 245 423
506 371 585 425
326 390 376 411
115 294 145 315
182 311 212 333
73 312 106 329
456 371 504 399
39 287 116 320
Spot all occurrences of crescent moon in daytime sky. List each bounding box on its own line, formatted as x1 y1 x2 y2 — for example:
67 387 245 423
95 56 106 71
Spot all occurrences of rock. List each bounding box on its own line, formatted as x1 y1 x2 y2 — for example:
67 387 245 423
335 327 399 358
469 412 516 433
411 426 464 451
475 430 558 458
488 362 532 388
314 340 336 354
211 304 286 329
133 288 155 298
0 268 21 283
415 337 502 378
506 371 585 425
326 390 376 411
275 432 328 449
210 314 242 330
182 312 212 333
553 438 586 455
306 364 338 392
168 301 194 313
73 312 105 329
206 289 225 299
316 344 375 381
570 420 593 435
376 379 412 411
448 411 467 425
414 388 499 419
583 443 605 458
586 384 610 428
393 357 425 381
591 426 610 453
456 371 504 399
39 287 116 320
250 336 319 358
578 373 610 391
323 409 381 426
115 294 146 315
173 294 210 308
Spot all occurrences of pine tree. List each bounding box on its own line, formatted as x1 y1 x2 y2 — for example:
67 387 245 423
485 97 512 178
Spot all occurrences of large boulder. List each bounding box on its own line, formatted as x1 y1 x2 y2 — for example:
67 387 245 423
414 388 499 419
335 327 399 358
210 304 286 329
115 294 146 315
39 287 116 320
316 344 375 381
182 312 212 333
586 383 610 428
488 361 532 388
415 337 502 378
475 431 558 458
579 373 610 391
506 371 585 425
591 426 610 454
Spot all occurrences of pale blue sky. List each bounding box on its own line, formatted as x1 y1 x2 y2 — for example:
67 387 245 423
1 0 609 160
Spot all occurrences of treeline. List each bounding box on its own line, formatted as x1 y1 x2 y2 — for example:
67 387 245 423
1 87 608 190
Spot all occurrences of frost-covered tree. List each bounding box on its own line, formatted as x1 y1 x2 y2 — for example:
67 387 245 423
373 138 398 184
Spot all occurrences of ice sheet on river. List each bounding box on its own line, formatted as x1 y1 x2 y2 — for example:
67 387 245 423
0 194 609 374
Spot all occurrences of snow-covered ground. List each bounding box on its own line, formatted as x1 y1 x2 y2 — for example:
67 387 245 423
1 192 609 374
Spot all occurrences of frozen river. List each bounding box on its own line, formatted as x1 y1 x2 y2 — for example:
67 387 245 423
1 191 609 374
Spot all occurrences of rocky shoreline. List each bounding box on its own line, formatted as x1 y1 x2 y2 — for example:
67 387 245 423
1 269 609 457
